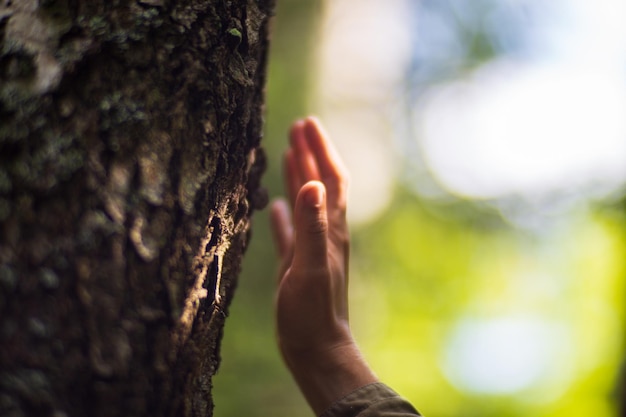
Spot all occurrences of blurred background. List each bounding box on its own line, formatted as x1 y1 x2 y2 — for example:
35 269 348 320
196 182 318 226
213 0 626 415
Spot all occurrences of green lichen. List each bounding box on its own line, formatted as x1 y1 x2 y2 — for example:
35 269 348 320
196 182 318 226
136 7 162 26
87 15 109 37
39 132 74 158
27 318 49 339
99 92 148 131
0 84 42 116
39 268 60 290
56 148 84 180
100 6 164 45
0 369 53 405
35 133 84 184
4 131 84 190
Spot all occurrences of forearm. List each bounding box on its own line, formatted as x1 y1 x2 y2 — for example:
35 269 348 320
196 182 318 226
283 342 379 416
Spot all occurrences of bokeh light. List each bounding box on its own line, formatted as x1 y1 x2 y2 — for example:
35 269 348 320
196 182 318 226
443 316 571 396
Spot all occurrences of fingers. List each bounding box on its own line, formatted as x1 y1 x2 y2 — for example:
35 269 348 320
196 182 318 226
270 198 294 260
284 117 349 214
290 120 321 184
285 120 322 209
291 181 328 272
302 117 349 208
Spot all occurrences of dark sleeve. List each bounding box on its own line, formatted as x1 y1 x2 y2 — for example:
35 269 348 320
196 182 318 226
319 383 421 417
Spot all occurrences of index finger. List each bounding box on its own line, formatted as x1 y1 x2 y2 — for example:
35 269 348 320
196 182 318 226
302 117 349 207
302 117 348 181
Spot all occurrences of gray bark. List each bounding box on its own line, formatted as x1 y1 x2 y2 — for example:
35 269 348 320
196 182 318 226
0 0 272 415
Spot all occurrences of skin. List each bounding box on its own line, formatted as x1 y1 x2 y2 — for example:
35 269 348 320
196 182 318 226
270 117 378 415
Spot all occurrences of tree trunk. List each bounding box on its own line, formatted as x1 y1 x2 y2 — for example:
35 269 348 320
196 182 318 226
0 0 272 416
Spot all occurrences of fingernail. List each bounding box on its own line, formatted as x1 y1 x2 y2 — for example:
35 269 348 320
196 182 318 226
305 184 324 207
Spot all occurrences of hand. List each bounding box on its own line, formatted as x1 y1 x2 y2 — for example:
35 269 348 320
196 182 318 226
271 117 377 415
272 116 350 356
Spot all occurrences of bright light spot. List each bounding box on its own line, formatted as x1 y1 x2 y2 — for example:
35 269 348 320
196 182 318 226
414 0 626 201
542 0 626 64
443 316 572 395
417 61 626 199
323 112 395 225
315 0 412 224
316 0 412 103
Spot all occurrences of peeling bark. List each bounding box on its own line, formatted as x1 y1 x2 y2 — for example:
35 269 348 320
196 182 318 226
0 0 272 415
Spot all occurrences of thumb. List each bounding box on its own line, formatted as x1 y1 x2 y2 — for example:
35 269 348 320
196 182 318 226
292 181 328 271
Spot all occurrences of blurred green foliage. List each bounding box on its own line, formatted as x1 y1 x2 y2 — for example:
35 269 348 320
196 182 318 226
349 190 626 417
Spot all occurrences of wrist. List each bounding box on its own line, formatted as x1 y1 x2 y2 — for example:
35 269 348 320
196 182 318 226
283 341 378 415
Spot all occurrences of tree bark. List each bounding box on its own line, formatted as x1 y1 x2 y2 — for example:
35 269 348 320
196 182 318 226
0 0 272 416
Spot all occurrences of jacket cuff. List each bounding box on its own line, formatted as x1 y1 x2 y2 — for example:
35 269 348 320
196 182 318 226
319 382 420 417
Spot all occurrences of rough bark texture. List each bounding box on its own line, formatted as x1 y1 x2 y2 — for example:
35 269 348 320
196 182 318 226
0 0 272 416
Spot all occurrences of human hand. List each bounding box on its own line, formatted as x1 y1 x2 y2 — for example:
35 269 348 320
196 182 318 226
271 117 377 414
